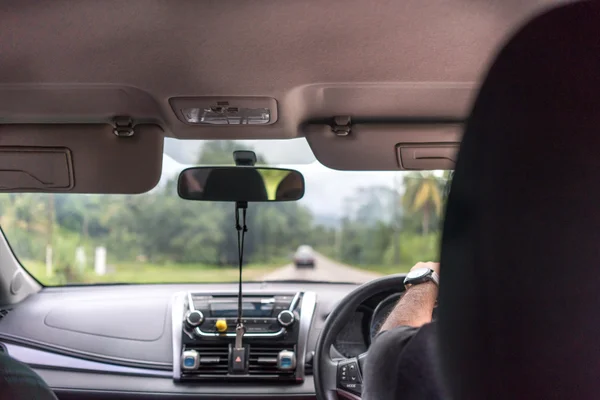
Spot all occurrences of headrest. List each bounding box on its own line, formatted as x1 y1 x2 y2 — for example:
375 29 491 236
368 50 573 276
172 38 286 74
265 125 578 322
203 168 268 201
439 2 600 399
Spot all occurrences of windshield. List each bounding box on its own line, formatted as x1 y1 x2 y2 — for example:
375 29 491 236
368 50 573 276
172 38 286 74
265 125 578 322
0 139 449 285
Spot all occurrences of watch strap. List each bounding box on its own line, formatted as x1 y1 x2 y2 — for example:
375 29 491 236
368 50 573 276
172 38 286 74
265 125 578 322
404 269 439 288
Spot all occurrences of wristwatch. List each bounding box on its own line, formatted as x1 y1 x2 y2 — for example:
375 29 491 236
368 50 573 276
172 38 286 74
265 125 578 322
403 267 440 289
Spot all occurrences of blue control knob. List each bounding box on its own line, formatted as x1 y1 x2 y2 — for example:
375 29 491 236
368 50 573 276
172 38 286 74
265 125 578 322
277 350 296 371
182 349 199 370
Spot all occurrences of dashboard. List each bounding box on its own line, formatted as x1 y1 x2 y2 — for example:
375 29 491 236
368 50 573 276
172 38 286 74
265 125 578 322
0 281 405 399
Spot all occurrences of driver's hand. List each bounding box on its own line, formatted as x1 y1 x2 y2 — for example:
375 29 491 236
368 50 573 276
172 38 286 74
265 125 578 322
410 261 440 275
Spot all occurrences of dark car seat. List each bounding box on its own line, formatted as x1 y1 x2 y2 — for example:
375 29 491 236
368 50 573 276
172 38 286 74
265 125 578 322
0 352 57 399
439 1 600 399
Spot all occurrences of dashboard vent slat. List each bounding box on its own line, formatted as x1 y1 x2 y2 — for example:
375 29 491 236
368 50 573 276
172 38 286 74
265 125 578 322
183 344 299 380
185 345 230 376
248 345 295 376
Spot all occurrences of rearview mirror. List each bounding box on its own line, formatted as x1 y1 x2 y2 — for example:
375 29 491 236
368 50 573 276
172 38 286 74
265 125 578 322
178 167 305 202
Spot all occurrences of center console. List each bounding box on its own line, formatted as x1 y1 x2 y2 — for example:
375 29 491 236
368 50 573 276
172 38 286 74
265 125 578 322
172 291 316 383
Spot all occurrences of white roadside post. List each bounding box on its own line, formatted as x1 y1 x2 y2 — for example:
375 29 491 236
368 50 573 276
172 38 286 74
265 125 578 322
95 247 107 276
45 245 53 277
75 246 86 272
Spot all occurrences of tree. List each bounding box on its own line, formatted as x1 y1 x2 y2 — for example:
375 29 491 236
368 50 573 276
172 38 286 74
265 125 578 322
402 172 444 235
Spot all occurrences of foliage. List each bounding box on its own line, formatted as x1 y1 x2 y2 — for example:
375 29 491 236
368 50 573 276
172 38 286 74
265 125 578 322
382 232 440 266
402 172 446 235
335 173 447 270
0 140 449 285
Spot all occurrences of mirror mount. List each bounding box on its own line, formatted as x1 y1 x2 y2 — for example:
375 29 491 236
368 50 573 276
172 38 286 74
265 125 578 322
233 150 257 166
236 200 248 212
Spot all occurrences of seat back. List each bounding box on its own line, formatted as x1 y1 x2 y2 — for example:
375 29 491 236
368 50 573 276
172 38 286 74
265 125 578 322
439 2 600 399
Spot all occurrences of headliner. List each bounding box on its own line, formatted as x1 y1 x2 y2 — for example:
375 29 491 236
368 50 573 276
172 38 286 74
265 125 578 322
0 0 565 139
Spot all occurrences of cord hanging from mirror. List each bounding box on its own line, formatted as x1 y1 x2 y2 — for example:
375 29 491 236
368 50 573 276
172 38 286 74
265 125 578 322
234 201 248 348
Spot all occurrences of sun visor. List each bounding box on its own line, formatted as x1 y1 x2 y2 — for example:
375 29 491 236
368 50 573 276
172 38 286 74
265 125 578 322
0 124 163 193
396 143 459 170
304 123 462 170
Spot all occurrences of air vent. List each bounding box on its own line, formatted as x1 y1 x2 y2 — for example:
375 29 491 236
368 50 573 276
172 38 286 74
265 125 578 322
185 345 229 376
249 345 295 376
0 308 12 322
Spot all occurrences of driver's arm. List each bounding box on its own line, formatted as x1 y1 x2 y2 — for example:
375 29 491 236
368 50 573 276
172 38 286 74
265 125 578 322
362 262 444 400
380 262 439 331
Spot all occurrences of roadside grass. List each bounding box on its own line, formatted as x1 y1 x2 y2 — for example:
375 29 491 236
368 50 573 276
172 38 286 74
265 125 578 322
21 259 281 286
316 250 413 276
351 264 413 275
20 256 410 286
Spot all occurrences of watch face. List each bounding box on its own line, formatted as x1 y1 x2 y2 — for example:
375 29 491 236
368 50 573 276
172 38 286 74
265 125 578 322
406 267 430 280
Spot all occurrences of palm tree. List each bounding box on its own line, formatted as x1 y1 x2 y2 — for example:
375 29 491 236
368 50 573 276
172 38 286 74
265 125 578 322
402 172 443 235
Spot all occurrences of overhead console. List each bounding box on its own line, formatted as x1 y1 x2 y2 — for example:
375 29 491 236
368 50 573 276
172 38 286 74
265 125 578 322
172 291 316 383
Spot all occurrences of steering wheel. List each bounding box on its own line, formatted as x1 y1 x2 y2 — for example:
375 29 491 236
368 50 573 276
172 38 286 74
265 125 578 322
314 274 406 400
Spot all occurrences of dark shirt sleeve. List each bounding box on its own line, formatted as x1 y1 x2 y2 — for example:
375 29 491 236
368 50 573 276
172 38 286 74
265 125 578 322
0 353 58 399
362 322 448 400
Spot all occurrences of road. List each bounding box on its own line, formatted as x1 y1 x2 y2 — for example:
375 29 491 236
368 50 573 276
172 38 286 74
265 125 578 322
261 253 383 283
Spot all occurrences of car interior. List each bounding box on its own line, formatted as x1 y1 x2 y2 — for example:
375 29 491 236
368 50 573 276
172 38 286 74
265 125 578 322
0 1 594 399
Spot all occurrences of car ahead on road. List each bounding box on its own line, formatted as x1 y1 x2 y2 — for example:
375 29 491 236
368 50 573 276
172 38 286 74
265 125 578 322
294 245 316 268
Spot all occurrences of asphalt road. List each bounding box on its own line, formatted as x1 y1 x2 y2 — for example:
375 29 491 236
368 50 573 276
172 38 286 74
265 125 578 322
261 253 383 283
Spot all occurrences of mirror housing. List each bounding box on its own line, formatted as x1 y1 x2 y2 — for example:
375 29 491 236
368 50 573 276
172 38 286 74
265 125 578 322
178 166 305 202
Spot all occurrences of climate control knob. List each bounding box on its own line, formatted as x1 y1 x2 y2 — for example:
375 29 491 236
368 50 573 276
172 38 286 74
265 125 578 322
277 310 295 327
185 310 204 327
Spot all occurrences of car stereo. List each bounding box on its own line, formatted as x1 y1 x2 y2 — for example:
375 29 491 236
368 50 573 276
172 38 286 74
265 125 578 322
185 293 298 336
172 291 316 383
